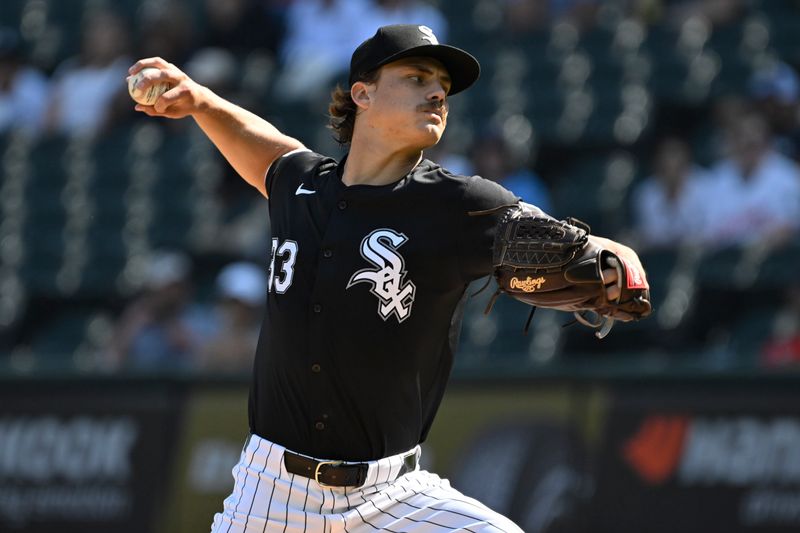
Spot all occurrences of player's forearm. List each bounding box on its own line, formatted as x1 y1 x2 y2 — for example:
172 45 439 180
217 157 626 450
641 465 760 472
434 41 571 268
191 88 304 197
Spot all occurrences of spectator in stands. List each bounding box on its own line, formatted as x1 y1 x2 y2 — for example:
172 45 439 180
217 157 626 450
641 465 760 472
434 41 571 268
198 262 266 374
45 8 132 137
0 28 49 137
274 0 447 102
761 284 800 368
698 111 800 247
273 0 377 102
631 136 711 249
749 59 800 162
107 250 214 371
701 93 749 163
469 131 553 212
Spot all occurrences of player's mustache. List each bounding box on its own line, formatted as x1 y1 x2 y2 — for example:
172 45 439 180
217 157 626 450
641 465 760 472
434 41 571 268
417 101 447 115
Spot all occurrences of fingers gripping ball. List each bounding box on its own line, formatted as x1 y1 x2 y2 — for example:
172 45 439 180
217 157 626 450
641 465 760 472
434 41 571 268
128 67 171 106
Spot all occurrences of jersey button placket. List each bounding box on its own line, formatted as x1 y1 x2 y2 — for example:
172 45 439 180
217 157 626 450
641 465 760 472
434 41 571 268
311 197 345 443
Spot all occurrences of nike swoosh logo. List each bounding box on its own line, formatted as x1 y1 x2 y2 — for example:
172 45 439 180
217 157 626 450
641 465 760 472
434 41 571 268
295 184 316 195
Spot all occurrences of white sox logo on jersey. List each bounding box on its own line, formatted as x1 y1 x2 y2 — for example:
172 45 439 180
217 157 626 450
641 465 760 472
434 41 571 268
347 229 416 323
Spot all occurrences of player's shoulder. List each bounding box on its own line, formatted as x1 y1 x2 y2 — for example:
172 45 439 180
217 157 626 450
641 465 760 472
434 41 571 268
412 159 504 192
271 148 336 176
266 148 338 197
412 159 519 211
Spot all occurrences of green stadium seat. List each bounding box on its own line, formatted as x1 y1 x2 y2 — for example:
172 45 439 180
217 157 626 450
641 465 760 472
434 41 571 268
725 307 778 368
753 241 800 290
767 16 800 65
29 307 94 364
0 1 26 27
695 246 743 289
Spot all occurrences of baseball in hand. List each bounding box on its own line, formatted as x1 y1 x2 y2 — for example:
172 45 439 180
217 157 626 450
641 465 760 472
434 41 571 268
128 67 171 106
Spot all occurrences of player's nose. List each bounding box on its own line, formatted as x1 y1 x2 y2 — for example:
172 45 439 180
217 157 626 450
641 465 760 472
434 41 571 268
426 93 448 116
425 75 448 99
428 82 447 101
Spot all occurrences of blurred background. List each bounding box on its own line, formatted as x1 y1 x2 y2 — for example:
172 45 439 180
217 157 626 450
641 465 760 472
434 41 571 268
1 0 800 532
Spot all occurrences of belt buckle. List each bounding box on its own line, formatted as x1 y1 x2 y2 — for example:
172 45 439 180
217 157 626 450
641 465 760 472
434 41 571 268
314 460 343 487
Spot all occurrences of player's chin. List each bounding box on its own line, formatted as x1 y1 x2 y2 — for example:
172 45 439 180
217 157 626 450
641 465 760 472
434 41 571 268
417 123 445 144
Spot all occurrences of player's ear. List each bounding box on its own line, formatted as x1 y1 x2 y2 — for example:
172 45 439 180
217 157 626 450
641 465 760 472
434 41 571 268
351 81 373 110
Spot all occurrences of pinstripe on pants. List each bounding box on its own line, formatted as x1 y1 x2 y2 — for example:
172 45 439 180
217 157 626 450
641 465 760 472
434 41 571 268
210 434 524 533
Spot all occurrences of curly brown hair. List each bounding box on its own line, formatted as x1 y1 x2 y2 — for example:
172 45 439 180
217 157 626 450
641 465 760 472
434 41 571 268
327 70 380 145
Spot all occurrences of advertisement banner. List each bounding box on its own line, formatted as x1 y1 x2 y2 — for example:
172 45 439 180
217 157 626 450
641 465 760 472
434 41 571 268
160 385 249 533
5 376 800 533
592 382 800 533
0 380 182 533
423 382 606 533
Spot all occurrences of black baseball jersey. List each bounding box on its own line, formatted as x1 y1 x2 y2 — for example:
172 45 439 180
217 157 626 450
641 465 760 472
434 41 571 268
250 149 518 461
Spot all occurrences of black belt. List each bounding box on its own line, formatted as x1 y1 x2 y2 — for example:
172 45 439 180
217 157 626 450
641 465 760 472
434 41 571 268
283 450 417 488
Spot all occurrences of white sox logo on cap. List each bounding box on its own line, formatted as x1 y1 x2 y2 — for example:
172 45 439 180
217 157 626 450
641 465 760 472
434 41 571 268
418 26 438 45
347 228 416 323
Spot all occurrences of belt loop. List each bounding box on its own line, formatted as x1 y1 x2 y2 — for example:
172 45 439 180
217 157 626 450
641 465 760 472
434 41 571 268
356 464 368 487
404 450 417 473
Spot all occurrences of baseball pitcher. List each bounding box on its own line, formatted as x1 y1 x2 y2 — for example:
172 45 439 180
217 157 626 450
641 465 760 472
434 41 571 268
128 24 650 533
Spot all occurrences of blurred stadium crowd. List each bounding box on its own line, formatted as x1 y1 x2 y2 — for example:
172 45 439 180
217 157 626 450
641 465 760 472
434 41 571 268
1 0 800 376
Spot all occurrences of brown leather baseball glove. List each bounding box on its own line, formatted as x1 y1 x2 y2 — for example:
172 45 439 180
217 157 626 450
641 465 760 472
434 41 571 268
487 203 652 338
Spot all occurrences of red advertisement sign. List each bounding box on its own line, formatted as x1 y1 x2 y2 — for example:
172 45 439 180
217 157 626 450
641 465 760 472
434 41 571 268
592 384 800 533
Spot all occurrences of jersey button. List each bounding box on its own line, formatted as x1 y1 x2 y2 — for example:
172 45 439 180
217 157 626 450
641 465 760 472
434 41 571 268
337 200 347 210
315 422 325 431
322 249 333 258
311 363 321 373
313 304 322 313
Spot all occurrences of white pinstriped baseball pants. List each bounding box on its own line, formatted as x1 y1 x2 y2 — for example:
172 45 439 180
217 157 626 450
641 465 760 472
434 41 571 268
210 434 523 533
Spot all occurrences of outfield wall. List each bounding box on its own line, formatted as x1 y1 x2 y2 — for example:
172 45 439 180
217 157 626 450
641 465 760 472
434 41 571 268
1 375 799 533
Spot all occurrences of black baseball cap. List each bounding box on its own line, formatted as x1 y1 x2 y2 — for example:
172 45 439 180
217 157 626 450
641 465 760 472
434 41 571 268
349 24 480 96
